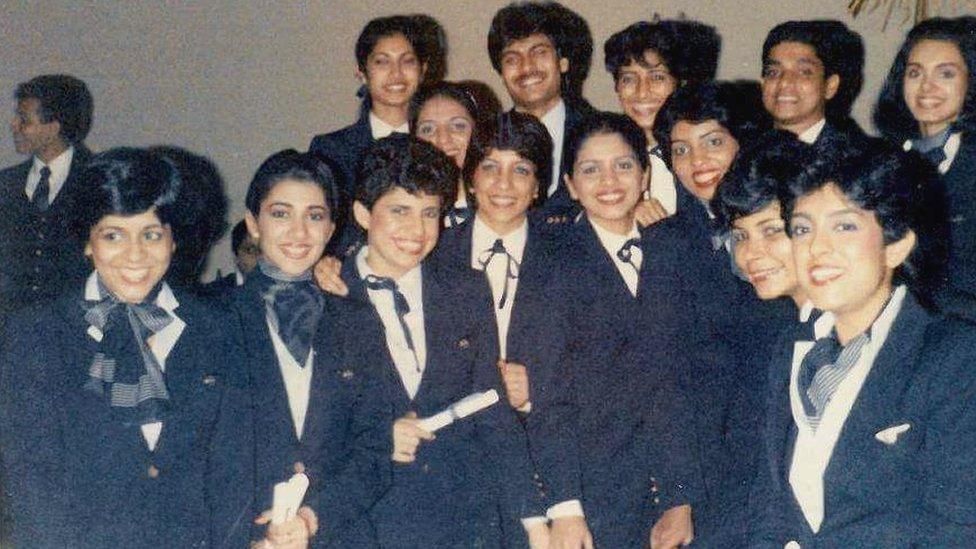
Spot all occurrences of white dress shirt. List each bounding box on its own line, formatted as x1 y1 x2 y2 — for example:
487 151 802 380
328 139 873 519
797 118 827 144
356 247 427 399
590 219 642 297
25 146 74 205
369 112 409 139
470 216 527 360
788 285 907 532
539 99 567 197
267 319 315 439
647 148 678 215
84 272 185 452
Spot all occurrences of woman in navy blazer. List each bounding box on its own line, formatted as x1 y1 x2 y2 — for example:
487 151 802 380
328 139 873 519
753 138 976 546
0 148 254 548
232 150 390 548
874 16 976 317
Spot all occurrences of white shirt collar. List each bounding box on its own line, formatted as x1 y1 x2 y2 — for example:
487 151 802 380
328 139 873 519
369 111 409 140
811 285 907 343
539 99 567 197
470 215 528 270
27 145 74 202
799 300 815 323
355 245 423 301
589 217 640 257
797 118 827 144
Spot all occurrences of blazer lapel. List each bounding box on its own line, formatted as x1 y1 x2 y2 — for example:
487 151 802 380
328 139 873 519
576 218 635 303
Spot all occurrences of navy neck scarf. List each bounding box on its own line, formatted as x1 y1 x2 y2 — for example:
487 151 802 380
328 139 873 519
254 258 325 366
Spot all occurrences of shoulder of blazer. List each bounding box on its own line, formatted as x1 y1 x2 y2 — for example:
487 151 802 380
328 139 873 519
0 159 32 199
310 113 371 153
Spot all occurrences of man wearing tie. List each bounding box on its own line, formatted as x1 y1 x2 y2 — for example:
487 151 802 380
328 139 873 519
0 74 93 320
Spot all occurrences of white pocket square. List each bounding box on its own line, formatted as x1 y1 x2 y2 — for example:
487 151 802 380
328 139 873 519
875 423 911 445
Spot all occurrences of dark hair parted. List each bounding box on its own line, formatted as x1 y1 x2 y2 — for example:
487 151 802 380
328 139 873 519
564 111 649 178
714 130 813 229
356 134 458 211
245 149 340 225
15 74 93 145
874 16 976 142
71 148 186 242
487 1 593 99
762 20 865 120
355 14 446 81
779 136 948 304
462 111 553 208
408 81 498 138
604 19 721 86
653 80 771 170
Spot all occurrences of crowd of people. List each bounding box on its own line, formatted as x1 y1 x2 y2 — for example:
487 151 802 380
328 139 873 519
0 2 974 548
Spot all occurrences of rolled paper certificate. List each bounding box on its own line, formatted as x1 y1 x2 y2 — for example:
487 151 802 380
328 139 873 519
417 389 500 433
271 472 310 525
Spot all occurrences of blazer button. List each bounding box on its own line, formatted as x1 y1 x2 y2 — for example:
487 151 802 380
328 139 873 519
34 249 42 257
652 496 660 505
293 461 305 474
456 338 470 349
147 464 160 479
422 463 430 473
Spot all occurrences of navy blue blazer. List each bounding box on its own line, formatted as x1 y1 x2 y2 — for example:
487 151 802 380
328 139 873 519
545 216 702 548
432 218 577 513
230 275 391 547
0 287 255 548
939 131 976 317
752 292 976 546
0 147 92 319
333 257 537 548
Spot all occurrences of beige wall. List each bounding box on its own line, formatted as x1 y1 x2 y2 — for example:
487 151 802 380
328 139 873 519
1 1 969 275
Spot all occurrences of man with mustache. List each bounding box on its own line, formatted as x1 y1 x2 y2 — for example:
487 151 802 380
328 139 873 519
488 1 595 222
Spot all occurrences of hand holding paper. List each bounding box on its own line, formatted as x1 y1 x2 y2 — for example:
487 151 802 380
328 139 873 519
272 473 309 525
416 389 500 432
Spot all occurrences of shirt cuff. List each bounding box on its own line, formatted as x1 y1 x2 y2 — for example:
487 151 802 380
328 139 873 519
521 516 547 529
517 401 532 414
547 499 584 519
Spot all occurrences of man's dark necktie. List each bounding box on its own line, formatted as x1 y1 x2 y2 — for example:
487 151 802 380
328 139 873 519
478 238 520 309
32 166 51 211
365 274 421 372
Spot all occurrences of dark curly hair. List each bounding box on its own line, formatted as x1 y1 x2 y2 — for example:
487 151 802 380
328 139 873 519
653 80 772 171
874 16 976 142
15 74 94 145
487 1 592 99
604 19 720 86
356 134 458 212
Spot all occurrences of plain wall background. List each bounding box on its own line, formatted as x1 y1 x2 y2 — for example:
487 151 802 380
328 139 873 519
1 1 971 276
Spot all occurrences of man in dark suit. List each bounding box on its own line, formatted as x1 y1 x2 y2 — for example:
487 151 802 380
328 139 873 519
760 20 870 145
308 15 444 255
0 74 94 320
487 2 596 221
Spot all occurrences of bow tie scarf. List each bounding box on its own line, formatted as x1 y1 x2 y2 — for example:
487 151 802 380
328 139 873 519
256 260 325 367
82 280 173 426
796 331 870 430
364 274 422 373
478 238 520 309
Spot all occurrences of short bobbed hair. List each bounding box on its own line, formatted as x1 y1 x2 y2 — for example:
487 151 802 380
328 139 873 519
603 19 720 86
245 149 340 223
356 134 458 211
462 111 553 208
564 111 649 178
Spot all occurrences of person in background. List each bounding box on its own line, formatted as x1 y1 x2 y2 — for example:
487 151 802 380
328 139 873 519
760 20 868 145
207 220 260 295
409 80 502 228
309 14 445 256
488 1 595 222
603 18 721 223
874 15 976 318
0 148 254 548
0 74 93 319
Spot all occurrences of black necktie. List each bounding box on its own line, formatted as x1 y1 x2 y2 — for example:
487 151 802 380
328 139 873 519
364 274 421 372
478 238 519 309
616 237 641 274
32 166 51 211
